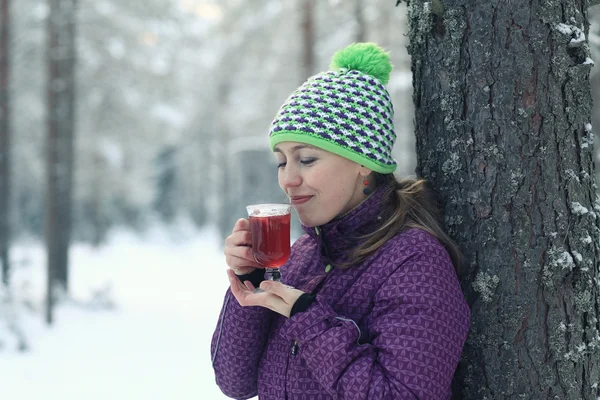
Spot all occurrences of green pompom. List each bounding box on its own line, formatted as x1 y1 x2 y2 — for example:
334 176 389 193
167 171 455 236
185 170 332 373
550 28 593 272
329 42 392 85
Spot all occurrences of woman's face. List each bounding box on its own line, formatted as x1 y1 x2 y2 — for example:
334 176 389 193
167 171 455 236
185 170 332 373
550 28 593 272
273 142 370 227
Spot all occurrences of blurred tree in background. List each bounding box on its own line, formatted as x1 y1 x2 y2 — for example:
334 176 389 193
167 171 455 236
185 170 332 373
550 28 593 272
45 0 77 324
0 0 11 286
1 0 597 247
9 0 420 245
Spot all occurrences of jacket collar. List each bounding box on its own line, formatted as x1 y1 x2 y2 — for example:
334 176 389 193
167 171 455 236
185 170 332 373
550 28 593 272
301 184 386 262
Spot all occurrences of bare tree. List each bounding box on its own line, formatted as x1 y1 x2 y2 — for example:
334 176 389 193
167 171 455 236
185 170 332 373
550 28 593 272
45 0 77 324
0 0 10 286
407 0 600 398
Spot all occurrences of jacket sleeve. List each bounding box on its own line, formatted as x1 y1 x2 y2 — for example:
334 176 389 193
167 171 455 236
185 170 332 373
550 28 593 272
279 247 471 399
211 289 274 399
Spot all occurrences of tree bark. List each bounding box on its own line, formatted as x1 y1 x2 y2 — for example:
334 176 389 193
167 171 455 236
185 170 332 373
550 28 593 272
408 0 600 398
46 0 77 324
591 70 600 183
0 0 10 286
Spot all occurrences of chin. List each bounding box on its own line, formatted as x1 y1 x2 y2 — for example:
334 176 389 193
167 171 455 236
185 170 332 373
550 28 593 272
297 216 316 227
297 212 330 228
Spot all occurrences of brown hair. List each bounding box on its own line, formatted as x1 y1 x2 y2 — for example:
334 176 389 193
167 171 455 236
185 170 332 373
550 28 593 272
339 173 463 270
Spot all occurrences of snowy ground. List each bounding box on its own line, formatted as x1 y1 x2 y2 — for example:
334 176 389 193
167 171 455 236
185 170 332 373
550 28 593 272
0 224 239 400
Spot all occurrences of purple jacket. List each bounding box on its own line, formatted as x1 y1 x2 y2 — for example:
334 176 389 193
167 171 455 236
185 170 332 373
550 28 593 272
211 188 470 399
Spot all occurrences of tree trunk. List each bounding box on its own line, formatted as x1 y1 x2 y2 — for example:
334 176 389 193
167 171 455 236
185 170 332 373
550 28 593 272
591 70 600 183
354 0 366 43
0 0 10 286
214 81 231 240
408 1 600 399
301 0 314 81
46 0 77 324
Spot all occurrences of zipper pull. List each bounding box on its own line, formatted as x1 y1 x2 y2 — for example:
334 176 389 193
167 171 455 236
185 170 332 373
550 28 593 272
291 340 298 356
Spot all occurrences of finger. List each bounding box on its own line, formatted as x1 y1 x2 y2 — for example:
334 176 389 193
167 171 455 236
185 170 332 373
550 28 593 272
225 230 253 247
228 271 275 309
260 280 284 295
243 280 256 291
225 252 263 269
228 268 253 292
228 270 251 303
228 270 280 309
225 243 257 261
231 218 250 233
260 281 302 307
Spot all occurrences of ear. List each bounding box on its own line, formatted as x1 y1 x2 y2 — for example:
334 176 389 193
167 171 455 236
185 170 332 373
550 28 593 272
359 166 373 177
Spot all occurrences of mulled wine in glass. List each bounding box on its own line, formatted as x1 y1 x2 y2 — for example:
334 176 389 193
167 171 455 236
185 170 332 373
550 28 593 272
246 204 291 282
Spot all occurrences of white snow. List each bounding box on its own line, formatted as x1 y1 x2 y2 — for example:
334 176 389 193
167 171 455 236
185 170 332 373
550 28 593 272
571 202 589 215
565 169 580 182
0 225 237 400
555 23 586 47
559 322 567 331
583 57 595 66
585 123 593 133
556 251 575 270
556 23 576 35
570 31 586 47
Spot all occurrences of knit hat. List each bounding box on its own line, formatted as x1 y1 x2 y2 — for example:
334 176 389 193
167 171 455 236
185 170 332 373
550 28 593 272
269 42 397 174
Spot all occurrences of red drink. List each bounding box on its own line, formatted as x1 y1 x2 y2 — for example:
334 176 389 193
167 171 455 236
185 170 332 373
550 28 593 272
248 213 291 268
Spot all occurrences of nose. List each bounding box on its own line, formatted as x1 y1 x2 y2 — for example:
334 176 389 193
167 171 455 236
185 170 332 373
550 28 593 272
279 164 302 191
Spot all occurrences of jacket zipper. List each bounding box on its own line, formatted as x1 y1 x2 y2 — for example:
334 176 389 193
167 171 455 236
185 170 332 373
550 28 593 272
291 340 298 356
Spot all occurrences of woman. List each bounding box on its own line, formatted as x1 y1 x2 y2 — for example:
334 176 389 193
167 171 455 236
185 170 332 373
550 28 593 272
211 43 470 399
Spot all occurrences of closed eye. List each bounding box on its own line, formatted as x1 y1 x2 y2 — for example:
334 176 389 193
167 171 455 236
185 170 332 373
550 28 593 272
300 158 316 166
277 157 316 169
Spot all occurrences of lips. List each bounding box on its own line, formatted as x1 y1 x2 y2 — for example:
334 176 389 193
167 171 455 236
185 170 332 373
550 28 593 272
290 195 313 205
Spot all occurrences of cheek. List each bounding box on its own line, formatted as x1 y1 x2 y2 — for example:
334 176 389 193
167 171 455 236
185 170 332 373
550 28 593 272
323 177 354 202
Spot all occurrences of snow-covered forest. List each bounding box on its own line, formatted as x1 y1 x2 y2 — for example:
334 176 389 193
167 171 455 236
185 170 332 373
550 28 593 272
0 1 415 399
5 1 600 242
9 0 417 245
1 0 600 399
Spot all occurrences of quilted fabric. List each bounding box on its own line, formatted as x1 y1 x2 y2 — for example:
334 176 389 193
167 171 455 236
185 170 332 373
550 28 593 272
211 187 470 399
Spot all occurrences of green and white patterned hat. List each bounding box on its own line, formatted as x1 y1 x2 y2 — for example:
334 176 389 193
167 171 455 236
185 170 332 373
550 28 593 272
269 42 397 174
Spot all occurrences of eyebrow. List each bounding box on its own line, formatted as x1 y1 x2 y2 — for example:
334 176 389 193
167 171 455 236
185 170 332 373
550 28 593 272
273 144 317 153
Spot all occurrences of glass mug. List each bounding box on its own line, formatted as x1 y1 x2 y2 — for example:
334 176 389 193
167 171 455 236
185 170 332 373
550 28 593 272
245 203 291 282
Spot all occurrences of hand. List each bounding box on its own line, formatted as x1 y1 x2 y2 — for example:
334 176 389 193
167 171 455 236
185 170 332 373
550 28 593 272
227 269 305 318
224 218 263 275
